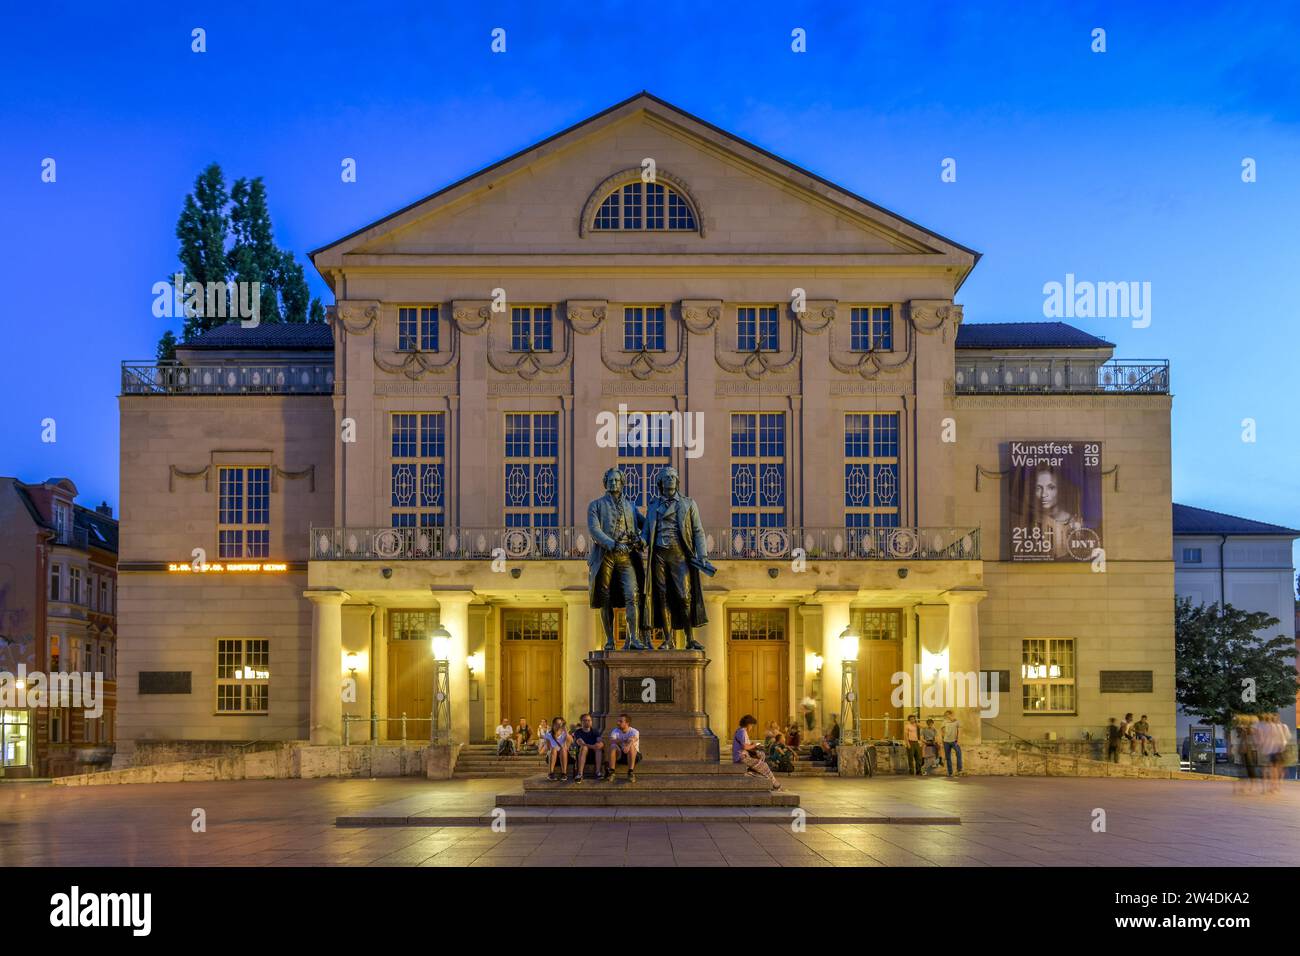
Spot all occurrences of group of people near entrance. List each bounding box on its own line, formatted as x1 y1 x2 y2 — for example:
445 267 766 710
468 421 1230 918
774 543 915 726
493 712 786 790
902 711 966 776
496 713 644 782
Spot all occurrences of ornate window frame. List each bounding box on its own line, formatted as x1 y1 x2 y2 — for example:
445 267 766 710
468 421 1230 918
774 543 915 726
579 168 705 237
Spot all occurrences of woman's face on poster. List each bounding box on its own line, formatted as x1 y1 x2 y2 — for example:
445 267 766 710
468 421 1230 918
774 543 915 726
1034 469 1059 511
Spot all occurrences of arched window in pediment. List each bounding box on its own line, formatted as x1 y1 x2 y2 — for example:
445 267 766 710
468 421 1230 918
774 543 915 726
581 169 703 237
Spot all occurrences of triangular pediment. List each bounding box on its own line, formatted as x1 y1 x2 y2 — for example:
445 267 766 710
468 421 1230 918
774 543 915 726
312 93 977 272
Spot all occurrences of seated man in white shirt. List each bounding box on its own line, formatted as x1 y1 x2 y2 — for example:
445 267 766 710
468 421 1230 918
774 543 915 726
495 716 515 757
606 713 641 782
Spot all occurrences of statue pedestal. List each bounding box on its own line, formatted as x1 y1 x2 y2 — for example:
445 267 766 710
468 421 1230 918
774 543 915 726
585 649 719 763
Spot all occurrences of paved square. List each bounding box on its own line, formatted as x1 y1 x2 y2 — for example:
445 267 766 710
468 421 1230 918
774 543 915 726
1 776 1295 867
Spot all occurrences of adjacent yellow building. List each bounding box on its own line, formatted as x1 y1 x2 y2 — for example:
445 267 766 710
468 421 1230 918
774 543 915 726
115 94 1176 767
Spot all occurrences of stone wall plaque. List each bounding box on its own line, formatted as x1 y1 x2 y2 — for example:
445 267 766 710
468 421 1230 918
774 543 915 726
980 670 1012 693
139 671 192 695
1099 670 1154 693
617 675 675 705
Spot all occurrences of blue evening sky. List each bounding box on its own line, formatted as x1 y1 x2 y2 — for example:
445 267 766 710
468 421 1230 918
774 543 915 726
2 1 1297 576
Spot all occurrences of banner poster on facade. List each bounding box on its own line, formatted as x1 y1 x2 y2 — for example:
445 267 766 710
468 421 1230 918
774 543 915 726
1007 440 1103 562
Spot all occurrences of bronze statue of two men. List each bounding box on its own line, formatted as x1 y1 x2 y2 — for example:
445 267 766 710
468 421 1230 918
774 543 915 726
587 466 716 651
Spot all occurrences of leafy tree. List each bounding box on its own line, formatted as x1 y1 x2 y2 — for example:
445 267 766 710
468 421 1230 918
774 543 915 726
158 163 322 357
1175 597 1296 730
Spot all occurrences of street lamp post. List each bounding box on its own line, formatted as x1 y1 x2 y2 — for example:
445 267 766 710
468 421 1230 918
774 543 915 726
839 624 860 745
430 625 451 745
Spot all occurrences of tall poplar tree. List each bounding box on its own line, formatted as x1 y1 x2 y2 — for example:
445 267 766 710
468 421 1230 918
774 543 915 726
157 164 322 359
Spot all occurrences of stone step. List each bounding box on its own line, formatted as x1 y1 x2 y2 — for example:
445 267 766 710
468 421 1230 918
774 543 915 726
453 771 543 778
497 790 799 807
523 773 771 792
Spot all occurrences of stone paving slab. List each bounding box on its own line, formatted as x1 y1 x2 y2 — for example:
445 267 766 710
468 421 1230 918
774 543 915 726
5 774 1297 868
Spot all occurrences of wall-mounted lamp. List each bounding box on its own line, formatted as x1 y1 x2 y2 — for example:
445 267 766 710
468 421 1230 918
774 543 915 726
897 567 909 579
345 651 360 677
509 568 522 579
381 567 393 579
767 567 779 579
811 653 824 674
467 651 484 676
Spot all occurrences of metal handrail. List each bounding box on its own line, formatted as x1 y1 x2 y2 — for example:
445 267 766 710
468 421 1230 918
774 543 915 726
954 358 1169 394
121 360 334 395
342 713 431 747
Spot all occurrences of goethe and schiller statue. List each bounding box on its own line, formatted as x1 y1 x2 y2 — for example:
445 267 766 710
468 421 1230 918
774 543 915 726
587 466 716 651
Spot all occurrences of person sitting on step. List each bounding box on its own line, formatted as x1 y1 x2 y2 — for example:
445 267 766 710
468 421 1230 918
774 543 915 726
607 713 641 782
570 712 603 782
515 716 532 754
543 716 570 781
495 716 515 757
733 715 781 790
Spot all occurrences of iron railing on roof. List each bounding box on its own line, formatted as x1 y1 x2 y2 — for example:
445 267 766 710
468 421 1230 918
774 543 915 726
121 361 334 395
954 359 1169 394
310 526 981 562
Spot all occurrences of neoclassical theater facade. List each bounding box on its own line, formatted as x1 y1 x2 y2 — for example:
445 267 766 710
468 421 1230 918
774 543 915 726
115 94 1175 761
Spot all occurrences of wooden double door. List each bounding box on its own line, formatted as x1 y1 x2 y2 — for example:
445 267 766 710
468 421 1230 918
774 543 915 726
727 608 789 735
858 640 904 736
500 608 563 733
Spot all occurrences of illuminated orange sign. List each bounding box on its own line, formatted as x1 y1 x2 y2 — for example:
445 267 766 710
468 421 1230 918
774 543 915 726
167 563 288 573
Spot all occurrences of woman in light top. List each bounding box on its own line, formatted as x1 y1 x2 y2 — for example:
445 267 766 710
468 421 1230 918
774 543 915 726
543 716 571 781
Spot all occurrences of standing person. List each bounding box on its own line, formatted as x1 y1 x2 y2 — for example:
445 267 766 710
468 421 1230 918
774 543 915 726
903 715 923 776
801 696 817 733
921 718 941 773
1256 714 1281 793
495 716 515 757
607 713 641 782
733 715 782 790
941 710 964 776
570 712 604 782
1132 715 1161 757
1105 717 1122 763
543 717 570 781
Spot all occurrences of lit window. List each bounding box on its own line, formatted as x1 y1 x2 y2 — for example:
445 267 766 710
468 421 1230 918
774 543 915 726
728 608 788 641
738 307 779 352
623 306 666 352
216 639 270 714
1021 639 1076 714
218 467 271 559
